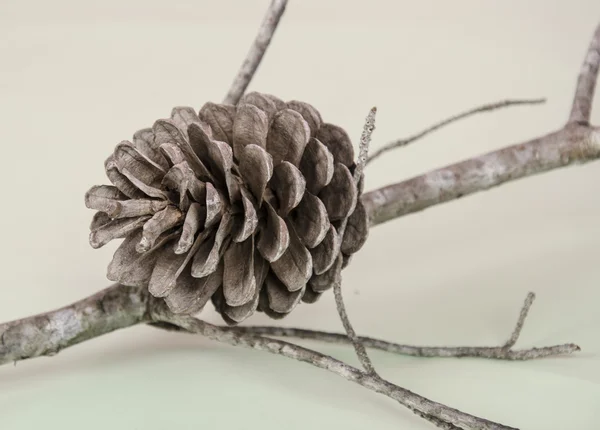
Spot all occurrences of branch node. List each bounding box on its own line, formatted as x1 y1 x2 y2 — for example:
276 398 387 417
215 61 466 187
503 292 536 350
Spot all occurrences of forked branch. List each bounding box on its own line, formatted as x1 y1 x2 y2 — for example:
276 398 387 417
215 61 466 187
150 302 517 430
364 23 600 226
234 292 579 360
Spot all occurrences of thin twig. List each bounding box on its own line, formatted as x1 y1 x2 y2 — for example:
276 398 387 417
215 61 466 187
233 291 579 361
331 107 378 375
331 283 377 373
223 0 288 105
228 332 579 360
151 306 516 430
568 23 600 125
503 292 535 349
366 98 545 165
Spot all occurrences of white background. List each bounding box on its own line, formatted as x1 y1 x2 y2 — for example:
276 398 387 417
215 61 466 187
1 0 599 428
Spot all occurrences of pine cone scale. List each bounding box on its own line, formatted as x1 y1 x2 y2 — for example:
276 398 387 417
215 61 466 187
165 261 223 315
270 161 306 217
285 100 322 137
257 202 289 262
148 242 189 297
198 103 235 143
190 216 230 278
223 238 256 307
107 229 178 287
270 223 313 292
319 163 357 221
299 137 335 194
266 109 310 166
237 144 273 202
137 205 183 252
232 104 269 155
315 123 355 167
89 215 150 249
309 225 340 275
177 202 204 254
113 142 166 190
265 274 304 313
292 192 330 248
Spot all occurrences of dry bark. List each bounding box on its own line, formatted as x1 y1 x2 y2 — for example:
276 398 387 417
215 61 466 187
363 125 600 227
0 285 150 365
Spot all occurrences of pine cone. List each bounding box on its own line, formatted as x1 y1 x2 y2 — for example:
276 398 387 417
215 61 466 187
85 92 369 324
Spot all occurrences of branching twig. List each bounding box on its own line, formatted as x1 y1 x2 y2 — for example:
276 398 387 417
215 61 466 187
235 328 578 360
367 98 546 165
364 23 600 226
150 303 516 430
232 291 579 361
223 0 288 105
569 23 600 124
331 107 378 375
503 292 535 349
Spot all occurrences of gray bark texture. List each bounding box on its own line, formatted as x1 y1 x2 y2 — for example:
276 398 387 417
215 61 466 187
1 1 599 428
363 125 600 227
0 285 149 365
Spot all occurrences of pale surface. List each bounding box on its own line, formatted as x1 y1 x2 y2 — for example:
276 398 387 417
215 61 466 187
1 0 600 428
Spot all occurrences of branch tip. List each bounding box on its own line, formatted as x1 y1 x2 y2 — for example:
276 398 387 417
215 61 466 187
367 97 546 165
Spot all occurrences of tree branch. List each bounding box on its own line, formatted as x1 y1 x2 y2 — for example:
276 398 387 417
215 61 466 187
223 0 288 105
362 125 600 227
366 98 545 165
0 285 149 366
0 285 578 366
150 304 517 430
568 23 600 125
